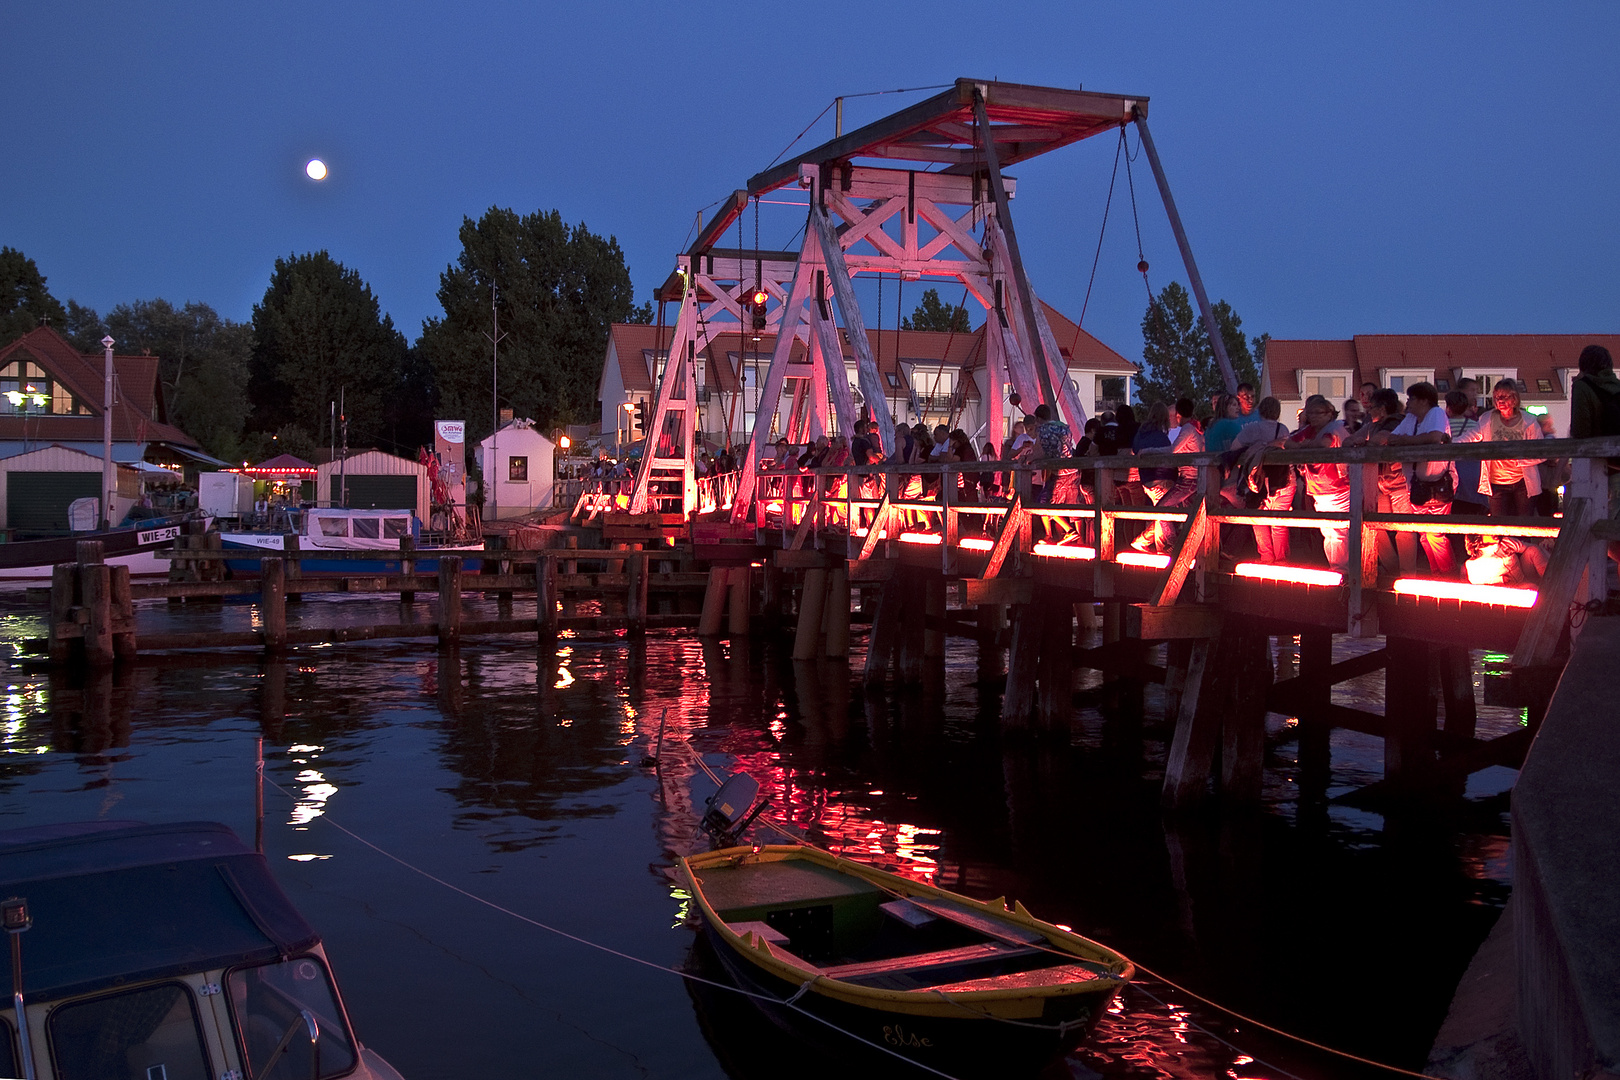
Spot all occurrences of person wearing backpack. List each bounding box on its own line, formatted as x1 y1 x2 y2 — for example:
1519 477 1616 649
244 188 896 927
1229 396 1296 564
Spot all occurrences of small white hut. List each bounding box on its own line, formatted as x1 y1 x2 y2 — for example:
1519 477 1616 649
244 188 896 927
479 419 555 519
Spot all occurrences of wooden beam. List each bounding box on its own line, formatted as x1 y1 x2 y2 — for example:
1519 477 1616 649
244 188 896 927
731 247 816 522
773 548 829 569
810 205 894 451
1128 602 1221 640
960 577 1033 606
1154 501 1208 606
1512 496 1594 670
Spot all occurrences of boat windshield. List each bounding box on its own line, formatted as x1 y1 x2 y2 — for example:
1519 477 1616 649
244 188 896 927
49 981 211 1079
317 517 349 538
227 955 357 1079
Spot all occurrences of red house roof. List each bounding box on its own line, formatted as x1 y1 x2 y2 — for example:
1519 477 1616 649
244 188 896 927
0 327 201 449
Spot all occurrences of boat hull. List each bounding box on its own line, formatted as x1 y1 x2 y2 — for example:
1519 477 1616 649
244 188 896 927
0 519 190 578
697 919 1110 1077
219 535 484 576
681 845 1129 1078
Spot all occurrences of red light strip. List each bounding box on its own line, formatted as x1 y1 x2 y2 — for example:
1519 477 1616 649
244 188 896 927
898 532 943 546
958 537 994 552
1234 563 1344 587
1032 542 1096 560
1116 551 1172 569
1391 578 1537 609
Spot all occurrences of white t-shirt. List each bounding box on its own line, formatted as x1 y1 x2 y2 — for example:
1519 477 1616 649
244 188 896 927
1392 407 1451 480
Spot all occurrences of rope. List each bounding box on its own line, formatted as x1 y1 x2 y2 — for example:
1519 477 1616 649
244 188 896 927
263 777 963 1080
1072 127 1125 345
1123 132 1154 306
764 85 954 169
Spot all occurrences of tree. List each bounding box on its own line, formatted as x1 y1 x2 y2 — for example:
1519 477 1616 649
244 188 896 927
1138 282 1262 406
902 288 971 333
0 247 67 345
94 299 255 461
249 252 412 454
417 207 639 444
63 300 108 353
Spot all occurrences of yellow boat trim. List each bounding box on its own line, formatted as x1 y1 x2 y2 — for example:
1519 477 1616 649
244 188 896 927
681 845 1133 1020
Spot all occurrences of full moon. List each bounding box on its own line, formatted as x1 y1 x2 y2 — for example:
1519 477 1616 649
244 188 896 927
305 159 328 181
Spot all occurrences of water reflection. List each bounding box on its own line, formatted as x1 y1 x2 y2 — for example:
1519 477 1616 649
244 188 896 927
0 587 1517 1079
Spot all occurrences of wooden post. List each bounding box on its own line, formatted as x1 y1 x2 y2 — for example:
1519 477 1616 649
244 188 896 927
863 576 903 687
1438 646 1476 741
727 566 750 638
1384 637 1436 788
1162 638 1222 809
627 551 648 637
563 534 578 575
497 555 514 612
49 563 75 665
1219 633 1272 804
897 573 926 684
400 535 416 605
82 562 114 667
976 603 1005 681
1036 604 1073 739
110 564 136 661
823 566 850 659
438 556 462 647
922 574 945 660
537 555 559 650
1297 631 1333 787
285 533 302 602
1003 602 1039 731
261 557 287 653
699 566 729 636
793 568 828 661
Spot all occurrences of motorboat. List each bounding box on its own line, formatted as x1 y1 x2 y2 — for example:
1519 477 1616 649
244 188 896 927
0 819 403 1080
219 507 483 576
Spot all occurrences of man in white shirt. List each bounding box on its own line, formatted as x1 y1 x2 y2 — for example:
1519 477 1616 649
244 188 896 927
1375 381 1454 575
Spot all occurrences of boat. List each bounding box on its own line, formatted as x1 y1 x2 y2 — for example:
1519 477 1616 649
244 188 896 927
0 819 403 1080
0 512 197 579
219 507 484 576
680 843 1133 1076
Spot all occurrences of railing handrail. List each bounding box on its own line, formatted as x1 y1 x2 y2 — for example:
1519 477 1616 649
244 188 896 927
756 434 1620 477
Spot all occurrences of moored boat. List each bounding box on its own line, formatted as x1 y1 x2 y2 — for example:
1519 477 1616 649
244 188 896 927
680 843 1132 1076
220 507 483 576
0 513 196 579
0 819 403 1079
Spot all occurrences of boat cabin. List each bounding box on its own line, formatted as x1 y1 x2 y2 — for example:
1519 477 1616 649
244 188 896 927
300 508 420 549
0 820 400 1080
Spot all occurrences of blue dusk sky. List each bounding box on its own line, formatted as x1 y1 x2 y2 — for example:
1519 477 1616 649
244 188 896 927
3 1 1615 363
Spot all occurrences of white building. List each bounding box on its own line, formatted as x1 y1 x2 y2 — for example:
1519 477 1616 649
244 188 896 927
479 419 556 519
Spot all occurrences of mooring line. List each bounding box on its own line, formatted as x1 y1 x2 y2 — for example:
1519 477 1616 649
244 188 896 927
262 778 963 1080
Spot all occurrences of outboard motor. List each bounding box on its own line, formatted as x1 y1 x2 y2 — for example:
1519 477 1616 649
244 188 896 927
702 772 769 847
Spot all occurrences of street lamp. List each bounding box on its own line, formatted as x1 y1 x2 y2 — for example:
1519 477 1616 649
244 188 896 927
101 336 115 530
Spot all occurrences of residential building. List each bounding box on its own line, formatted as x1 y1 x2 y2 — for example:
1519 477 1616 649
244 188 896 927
0 326 214 467
597 300 1137 448
1263 334 1620 434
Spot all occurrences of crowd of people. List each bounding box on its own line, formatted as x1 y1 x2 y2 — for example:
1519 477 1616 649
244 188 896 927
756 344 1620 583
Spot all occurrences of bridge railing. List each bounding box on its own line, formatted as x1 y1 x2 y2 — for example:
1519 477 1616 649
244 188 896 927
751 435 1620 642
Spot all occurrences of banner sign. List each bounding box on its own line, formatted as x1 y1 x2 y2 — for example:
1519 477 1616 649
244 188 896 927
434 420 467 513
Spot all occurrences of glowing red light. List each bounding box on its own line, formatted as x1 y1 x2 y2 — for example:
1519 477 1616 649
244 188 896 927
1234 563 1344 587
1033 542 1096 560
750 289 769 307
958 537 994 551
1116 551 1171 569
898 532 943 546
1391 578 1537 608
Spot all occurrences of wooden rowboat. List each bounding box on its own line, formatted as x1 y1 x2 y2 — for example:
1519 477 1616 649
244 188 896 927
680 844 1132 1076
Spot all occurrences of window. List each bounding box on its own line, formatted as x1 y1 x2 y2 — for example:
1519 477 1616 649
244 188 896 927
885 372 900 388
318 517 348 538
382 517 410 540
1388 375 1408 393
1537 378 1553 394
1435 379 1450 393
353 517 380 539
508 456 528 482
1304 375 1346 400
228 956 357 1079
0 359 85 415
1096 376 1127 414
50 982 210 1080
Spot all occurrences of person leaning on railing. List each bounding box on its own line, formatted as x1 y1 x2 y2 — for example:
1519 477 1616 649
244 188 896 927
1289 394 1351 574
1144 397 1204 552
1345 388 1417 572
1455 379 1546 517
1130 402 1174 553
1228 396 1296 564
1377 381 1456 577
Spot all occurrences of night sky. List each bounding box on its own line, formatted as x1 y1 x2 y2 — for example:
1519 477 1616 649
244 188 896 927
5 1 1615 360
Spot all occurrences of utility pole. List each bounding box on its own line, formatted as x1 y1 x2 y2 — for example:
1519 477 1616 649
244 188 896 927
338 387 347 508
100 336 115 529
484 283 508 522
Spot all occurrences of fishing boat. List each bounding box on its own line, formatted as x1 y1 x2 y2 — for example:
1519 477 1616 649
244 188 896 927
680 843 1132 1076
0 819 403 1080
219 506 484 576
0 513 196 578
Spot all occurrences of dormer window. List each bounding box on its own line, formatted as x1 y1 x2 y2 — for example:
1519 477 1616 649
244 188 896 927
0 359 89 415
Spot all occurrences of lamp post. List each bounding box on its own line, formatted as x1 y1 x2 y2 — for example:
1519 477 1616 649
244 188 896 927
101 336 115 530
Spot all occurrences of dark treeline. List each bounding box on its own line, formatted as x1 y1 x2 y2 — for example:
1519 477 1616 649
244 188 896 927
0 207 649 463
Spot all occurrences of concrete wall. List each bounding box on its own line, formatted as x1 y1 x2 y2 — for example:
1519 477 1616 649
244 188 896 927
1513 616 1620 1080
